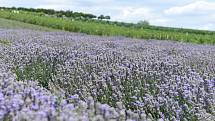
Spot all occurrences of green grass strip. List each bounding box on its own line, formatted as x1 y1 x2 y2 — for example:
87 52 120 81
0 39 11 45
0 10 215 44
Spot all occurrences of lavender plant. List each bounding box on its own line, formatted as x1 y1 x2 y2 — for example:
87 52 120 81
0 29 214 120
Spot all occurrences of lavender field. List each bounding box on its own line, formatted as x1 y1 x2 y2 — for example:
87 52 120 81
0 29 214 121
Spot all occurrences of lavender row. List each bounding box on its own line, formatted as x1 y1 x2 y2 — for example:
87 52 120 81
0 29 215 120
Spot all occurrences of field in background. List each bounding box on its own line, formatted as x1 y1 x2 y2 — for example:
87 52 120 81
0 18 55 31
0 10 215 44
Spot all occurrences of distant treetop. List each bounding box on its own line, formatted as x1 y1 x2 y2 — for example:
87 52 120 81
0 6 98 20
137 20 150 26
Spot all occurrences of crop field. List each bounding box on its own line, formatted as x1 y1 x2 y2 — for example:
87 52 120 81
1 10 215 45
0 18 55 31
0 29 214 121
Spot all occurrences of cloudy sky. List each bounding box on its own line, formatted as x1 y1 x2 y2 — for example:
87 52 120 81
1 0 215 30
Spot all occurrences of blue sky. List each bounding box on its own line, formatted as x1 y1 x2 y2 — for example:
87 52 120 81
1 0 215 30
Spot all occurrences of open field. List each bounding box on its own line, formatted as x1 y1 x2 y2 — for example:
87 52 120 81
0 18 56 31
1 10 215 44
0 29 214 120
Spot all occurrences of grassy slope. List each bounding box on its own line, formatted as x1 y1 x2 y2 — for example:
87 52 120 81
0 10 215 44
0 18 56 31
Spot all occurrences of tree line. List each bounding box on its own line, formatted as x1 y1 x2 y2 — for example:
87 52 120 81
0 7 111 20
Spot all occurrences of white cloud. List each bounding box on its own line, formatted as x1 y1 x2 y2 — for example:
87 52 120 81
111 7 155 23
42 0 70 4
36 2 160 24
162 1 215 30
164 1 215 15
151 18 172 26
199 23 215 30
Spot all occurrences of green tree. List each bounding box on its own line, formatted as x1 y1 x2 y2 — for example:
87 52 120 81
98 15 105 20
104 16 111 20
137 20 150 26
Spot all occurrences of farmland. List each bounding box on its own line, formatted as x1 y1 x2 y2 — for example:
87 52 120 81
0 28 214 120
0 7 214 121
1 9 215 44
0 18 55 31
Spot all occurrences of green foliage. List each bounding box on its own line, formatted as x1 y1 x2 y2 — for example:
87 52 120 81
14 60 54 89
0 10 215 44
0 6 98 19
0 39 11 45
137 20 150 26
0 18 55 31
98 15 110 20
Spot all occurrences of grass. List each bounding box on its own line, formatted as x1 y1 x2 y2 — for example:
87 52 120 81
0 39 11 45
0 18 56 31
13 59 57 89
0 10 215 44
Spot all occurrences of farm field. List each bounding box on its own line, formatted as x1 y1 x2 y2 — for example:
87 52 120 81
1 9 215 45
0 28 214 120
0 18 56 31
